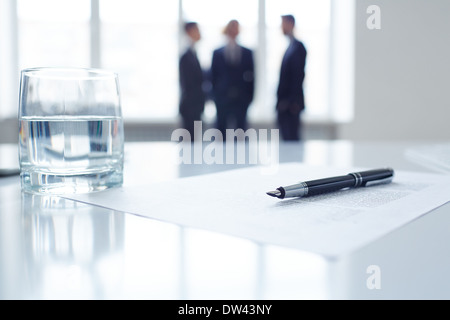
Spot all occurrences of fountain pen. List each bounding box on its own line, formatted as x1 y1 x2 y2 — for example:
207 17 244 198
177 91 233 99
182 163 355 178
266 168 394 199
0 168 20 178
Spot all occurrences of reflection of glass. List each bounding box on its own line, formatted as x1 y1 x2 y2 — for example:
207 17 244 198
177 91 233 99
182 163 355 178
21 193 125 299
100 0 179 119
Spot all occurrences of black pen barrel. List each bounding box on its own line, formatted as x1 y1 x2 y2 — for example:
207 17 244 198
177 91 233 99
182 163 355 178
352 168 394 186
275 168 394 199
305 175 355 196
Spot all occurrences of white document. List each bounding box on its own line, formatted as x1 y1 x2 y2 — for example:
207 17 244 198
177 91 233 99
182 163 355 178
63 164 450 257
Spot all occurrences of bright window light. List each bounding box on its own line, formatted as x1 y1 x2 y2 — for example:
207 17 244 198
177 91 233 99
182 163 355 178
17 0 90 69
100 0 179 120
266 0 331 120
1 0 347 123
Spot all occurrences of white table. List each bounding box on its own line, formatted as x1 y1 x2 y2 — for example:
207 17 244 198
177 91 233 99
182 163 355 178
1 141 449 299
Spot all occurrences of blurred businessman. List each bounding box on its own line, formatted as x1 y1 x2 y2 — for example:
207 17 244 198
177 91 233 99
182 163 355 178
211 20 255 137
179 22 206 140
276 15 307 141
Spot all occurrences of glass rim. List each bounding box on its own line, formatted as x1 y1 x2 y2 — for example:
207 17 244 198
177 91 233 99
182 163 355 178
21 67 118 80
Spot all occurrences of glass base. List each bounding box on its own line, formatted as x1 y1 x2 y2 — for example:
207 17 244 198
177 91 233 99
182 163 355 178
20 168 123 195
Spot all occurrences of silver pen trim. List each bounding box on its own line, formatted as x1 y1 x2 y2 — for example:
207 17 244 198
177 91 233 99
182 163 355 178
349 172 363 187
283 181 308 198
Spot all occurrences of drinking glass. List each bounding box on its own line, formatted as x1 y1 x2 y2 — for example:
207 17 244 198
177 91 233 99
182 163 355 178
18 67 124 194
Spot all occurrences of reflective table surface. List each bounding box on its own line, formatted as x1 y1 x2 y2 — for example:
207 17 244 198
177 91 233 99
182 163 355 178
1 141 450 299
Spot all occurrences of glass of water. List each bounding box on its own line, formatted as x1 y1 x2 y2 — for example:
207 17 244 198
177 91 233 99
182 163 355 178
19 67 124 194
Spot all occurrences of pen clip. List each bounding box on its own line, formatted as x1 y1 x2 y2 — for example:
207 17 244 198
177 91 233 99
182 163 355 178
364 176 393 187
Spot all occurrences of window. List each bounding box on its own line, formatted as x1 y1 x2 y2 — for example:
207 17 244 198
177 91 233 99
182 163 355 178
0 0 18 118
100 0 179 120
18 0 91 69
266 0 331 119
1 0 346 123
181 0 259 121
182 0 259 66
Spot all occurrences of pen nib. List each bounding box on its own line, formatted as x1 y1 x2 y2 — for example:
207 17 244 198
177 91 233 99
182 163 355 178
266 190 281 198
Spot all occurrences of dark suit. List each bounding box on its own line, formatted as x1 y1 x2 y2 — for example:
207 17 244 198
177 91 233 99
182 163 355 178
179 48 206 139
276 38 307 141
211 45 254 136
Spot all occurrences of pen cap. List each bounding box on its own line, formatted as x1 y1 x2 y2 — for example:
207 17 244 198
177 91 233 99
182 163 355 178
350 168 394 187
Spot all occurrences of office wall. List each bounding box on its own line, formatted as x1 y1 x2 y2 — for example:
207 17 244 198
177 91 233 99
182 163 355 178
339 0 450 140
